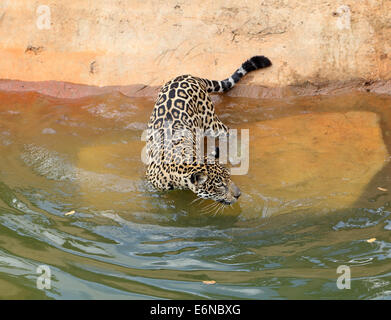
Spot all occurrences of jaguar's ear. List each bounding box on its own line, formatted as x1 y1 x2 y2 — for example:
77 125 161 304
190 172 208 186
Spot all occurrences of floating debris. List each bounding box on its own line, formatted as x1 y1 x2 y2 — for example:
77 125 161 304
64 210 75 216
202 280 216 285
41 128 56 135
366 238 376 243
377 187 388 192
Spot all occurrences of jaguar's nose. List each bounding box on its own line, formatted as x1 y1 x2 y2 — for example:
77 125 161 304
231 184 241 199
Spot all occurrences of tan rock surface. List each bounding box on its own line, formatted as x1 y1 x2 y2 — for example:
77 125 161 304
234 111 389 216
0 0 390 89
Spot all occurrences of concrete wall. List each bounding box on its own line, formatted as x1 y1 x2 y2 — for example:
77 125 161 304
0 0 390 88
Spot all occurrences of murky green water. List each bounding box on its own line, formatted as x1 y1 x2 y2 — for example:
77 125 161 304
0 90 390 299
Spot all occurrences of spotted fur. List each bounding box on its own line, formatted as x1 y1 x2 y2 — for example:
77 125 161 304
145 56 272 205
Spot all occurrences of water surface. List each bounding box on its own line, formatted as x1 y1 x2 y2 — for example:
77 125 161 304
0 90 390 299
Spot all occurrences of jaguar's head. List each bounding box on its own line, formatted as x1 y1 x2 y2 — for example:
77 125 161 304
187 162 241 205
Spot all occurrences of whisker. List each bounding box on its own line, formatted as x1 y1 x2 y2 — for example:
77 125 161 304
214 203 225 216
212 205 220 217
220 203 228 214
201 204 216 213
190 197 203 205
221 204 226 214
202 201 217 210
199 203 212 214
201 201 219 215
210 204 221 215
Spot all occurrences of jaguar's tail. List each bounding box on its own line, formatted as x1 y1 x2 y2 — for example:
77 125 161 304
202 56 272 93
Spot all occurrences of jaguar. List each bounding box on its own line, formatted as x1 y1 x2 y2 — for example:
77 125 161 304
145 55 272 205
